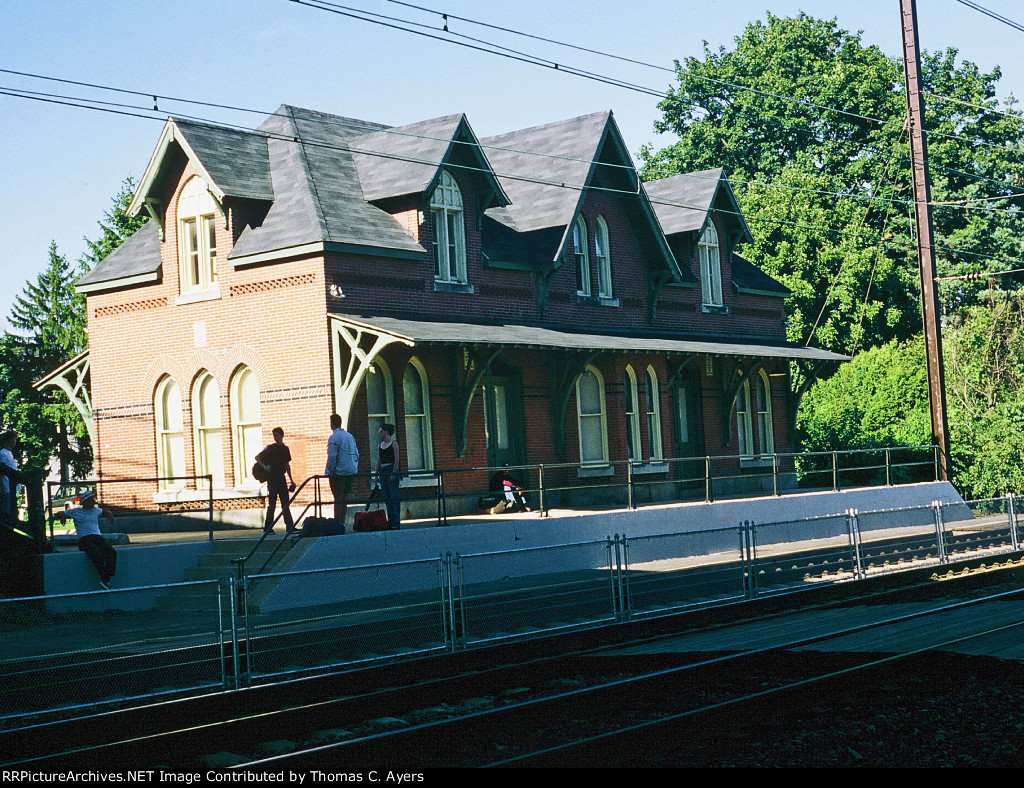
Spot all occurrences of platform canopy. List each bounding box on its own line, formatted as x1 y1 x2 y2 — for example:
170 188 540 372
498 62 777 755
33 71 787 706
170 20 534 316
329 313 849 363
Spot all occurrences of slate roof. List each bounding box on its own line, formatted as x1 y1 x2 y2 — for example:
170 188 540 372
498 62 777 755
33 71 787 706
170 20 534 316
228 106 425 261
172 119 274 201
79 105 782 298
76 220 162 290
731 253 791 297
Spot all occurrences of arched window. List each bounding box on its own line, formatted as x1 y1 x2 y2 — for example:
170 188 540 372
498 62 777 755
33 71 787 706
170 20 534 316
576 365 608 464
573 215 591 296
645 366 663 461
403 358 433 473
624 365 641 462
193 371 224 488
595 216 613 298
365 359 395 470
178 176 219 294
698 223 723 307
736 379 754 459
755 370 775 457
155 377 185 491
431 170 467 284
230 367 262 486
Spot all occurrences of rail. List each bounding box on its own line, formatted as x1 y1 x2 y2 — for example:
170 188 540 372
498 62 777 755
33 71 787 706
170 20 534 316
45 475 214 540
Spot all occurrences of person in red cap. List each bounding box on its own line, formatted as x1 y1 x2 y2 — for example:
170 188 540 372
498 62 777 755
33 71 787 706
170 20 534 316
56 490 117 590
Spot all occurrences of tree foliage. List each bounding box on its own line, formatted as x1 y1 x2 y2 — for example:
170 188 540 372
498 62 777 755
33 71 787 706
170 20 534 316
641 12 1024 356
0 177 147 479
798 291 1024 499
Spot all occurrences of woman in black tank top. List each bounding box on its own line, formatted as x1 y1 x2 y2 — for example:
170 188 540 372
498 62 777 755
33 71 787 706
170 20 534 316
376 424 401 528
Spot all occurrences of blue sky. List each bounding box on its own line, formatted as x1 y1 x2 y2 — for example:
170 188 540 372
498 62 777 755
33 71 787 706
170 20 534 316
2 0 1022 330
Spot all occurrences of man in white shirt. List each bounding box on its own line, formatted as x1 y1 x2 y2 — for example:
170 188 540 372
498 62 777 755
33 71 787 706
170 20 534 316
55 490 117 590
0 431 19 523
325 414 359 524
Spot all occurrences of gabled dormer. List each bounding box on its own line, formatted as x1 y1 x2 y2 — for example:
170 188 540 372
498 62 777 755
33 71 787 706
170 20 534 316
348 113 509 293
644 169 758 313
479 111 682 318
128 117 275 241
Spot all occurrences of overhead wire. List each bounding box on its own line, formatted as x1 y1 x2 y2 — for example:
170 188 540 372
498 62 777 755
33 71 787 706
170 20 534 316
3 79 1022 281
4 3 1024 288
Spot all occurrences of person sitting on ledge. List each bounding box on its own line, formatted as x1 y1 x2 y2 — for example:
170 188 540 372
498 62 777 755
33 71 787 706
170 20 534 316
55 490 117 590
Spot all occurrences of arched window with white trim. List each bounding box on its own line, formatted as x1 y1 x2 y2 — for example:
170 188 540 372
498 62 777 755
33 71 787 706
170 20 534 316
178 176 219 294
365 359 395 470
576 365 608 464
230 367 262 486
573 215 591 296
736 379 754 459
431 170 467 284
698 223 723 307
755 370 775 457
624 365 641 462
155 377 185 491
403 358 433 473
595 215 613 298
193 371 224 488
645 366 663 460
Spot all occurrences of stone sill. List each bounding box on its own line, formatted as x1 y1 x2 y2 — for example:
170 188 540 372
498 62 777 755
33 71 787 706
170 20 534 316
577 464 615 478
153 487 264 504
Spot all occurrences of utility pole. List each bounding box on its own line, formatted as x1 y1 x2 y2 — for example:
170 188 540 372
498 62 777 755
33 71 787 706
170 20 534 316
900 0 951 481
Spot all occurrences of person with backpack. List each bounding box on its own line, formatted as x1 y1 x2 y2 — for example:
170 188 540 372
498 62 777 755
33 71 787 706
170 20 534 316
255 427 296 533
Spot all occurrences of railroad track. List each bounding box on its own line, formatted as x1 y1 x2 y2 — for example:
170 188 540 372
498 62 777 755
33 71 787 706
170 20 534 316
5 557 1022 769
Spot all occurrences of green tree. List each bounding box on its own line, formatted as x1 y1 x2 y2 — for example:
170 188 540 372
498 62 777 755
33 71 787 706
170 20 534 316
798 292 1024 498
4 242 90 478
641 13 1024 356
0 176 147 480
79 175 149 271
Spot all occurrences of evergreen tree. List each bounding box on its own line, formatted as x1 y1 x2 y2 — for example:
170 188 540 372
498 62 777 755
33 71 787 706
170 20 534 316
4 243 90 478
79 175 149 272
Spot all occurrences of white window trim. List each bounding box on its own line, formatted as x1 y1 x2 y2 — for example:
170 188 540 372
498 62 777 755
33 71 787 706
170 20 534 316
431 170 468 285
624 365 641 462
192 371 224 489
756 370 775 460
645 366 664 461
366 359 396 471
699 223 723 308
576 364 609 465
230 367 262 487
155 377 185 492
403 357 434 473
573 215 591 297
595 216 613 299
178 177 220 295
736 379 754 460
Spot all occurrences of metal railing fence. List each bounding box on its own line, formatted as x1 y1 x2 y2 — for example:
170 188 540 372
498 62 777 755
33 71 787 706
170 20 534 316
46 475 214 541
0 579 227 724
7 488 1024 726
423 443 940 522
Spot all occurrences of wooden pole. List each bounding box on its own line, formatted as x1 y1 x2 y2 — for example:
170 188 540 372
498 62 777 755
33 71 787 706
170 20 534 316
900 0 951 480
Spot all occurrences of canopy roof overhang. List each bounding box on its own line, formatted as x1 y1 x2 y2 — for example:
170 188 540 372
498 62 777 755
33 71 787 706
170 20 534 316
328 313 849 364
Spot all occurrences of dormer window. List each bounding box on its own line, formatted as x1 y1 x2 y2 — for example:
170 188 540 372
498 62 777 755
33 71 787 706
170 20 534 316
431 170 467 284
573 215 590 296
178 177 220 296
699 223 723 308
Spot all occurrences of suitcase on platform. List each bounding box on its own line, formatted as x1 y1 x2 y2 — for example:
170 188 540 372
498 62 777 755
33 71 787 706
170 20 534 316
300 517 346 537
353 508 389 532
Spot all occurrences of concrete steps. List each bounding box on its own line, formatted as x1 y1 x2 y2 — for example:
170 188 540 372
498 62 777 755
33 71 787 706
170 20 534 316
154 536 308 612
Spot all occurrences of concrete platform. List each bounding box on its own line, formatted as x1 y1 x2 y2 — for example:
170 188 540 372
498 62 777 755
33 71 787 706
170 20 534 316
33 481 966 606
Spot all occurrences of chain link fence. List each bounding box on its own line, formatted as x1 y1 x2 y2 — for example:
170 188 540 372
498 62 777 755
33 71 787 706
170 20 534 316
4 491 1024 726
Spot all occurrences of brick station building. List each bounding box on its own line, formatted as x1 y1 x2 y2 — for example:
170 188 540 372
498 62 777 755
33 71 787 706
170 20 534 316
66 105 845 518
